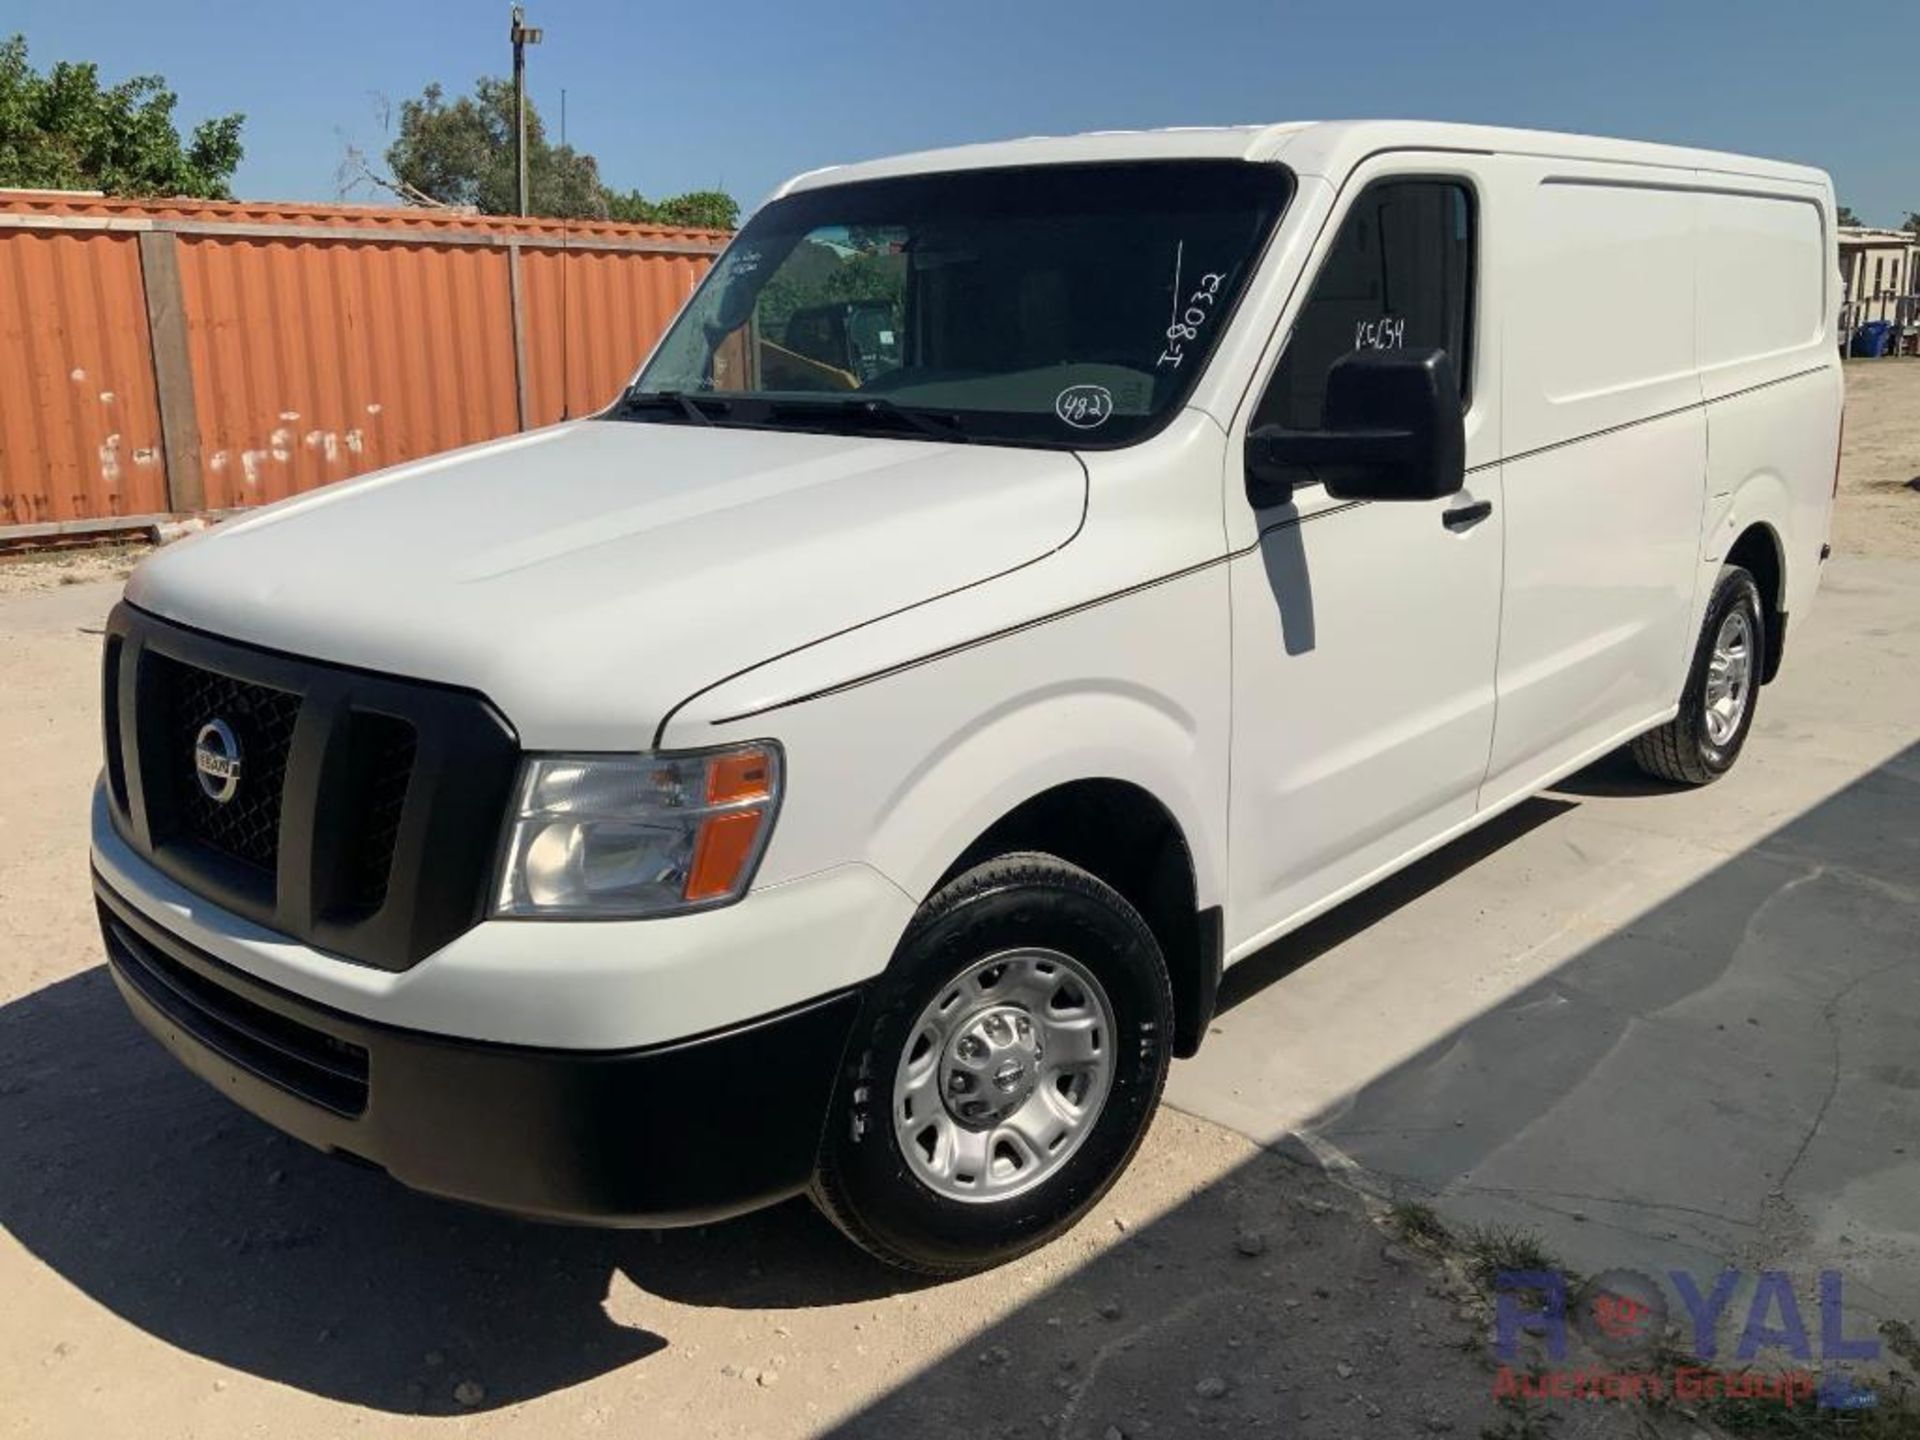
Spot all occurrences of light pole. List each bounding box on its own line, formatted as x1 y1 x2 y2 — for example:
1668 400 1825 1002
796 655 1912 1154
510 5 544 217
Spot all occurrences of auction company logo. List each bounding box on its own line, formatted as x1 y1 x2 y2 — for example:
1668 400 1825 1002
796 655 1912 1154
1491 1267 1881 1411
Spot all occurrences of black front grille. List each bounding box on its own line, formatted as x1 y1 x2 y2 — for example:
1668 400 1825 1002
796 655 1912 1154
102 634 129 812
104 604 520 971
100 900 370 1116
334 714 417 917
148 654 302 873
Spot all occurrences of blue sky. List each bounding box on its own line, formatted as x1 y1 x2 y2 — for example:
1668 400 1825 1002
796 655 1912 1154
12 0 1918 224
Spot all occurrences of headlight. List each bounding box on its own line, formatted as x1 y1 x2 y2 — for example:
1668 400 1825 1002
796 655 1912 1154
492 743 782 918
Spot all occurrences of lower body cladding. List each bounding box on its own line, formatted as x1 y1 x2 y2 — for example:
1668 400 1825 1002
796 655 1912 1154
94 876 866 1226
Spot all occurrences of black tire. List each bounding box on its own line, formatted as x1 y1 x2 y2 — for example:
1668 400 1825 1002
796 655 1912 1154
1630 565 1766 786
811 852 1173 1275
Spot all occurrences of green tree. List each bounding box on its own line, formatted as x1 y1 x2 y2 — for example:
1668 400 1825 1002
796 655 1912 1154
386 79 603 217
386 77 736 228
604 187 738 230
1904 211 1920 238
1836 204 1861 227
0 34 244 197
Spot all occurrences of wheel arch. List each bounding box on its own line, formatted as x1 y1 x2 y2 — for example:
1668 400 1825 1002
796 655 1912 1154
1725 520 1788 683
929 777 1221 1060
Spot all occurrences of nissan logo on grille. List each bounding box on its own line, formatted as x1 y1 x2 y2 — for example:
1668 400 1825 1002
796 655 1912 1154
192 719 244 804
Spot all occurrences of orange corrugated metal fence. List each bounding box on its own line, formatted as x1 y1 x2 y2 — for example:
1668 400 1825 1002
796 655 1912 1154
521 240 710 426
175 232 520 510
0 227 172 526
0 193 725 535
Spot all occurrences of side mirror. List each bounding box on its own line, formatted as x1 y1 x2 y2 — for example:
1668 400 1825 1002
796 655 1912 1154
1244 348 1466 506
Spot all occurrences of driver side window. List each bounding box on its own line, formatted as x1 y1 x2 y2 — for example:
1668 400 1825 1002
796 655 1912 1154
1254 179 1474 431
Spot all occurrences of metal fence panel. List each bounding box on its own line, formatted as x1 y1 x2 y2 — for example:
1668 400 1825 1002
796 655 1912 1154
520 241 709 425
178 234 519 510
0 195 724 538
0 228 170 526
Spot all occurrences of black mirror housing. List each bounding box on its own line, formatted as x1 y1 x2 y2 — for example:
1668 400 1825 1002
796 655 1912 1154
1244 347 1466 506
1321 348 1465 501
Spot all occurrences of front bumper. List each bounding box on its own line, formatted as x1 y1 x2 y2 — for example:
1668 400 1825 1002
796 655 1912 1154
96 875 865 1225
90 778 914 1050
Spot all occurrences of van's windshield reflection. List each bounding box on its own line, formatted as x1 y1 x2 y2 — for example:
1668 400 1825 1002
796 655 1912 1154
617 161 1292 448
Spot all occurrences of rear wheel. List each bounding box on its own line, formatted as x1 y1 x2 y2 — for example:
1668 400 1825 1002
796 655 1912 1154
1631 565 1765 786
812 853 1172 1275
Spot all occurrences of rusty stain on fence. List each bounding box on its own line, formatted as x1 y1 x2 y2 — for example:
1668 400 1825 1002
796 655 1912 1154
0 194 724 535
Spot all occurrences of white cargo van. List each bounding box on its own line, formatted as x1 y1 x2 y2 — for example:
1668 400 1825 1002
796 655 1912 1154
92 121 1842 1272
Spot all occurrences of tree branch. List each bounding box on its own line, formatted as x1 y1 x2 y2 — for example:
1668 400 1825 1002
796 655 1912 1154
335 142 454 210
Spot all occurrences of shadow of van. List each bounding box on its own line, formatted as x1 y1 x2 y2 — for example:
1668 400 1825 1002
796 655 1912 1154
0 963 923 1413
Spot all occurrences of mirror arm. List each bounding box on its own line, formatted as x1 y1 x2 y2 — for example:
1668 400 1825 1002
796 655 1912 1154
1259 426 1417 463
1243 429 1304 509
1244 464 1296 510
1245 424 1421 509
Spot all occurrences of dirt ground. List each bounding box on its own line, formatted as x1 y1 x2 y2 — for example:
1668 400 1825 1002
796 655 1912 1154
1831 360 1920 560
2 360 1918 1439
0 542 144 597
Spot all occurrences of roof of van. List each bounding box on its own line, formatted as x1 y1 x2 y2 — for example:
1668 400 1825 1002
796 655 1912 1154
775 120 1829 196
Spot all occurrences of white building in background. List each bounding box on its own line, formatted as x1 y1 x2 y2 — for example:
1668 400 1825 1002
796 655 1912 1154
1837 225 1919 336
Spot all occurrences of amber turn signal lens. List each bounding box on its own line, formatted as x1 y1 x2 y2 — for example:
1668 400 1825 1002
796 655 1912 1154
685 808 766 901
706 748 775 804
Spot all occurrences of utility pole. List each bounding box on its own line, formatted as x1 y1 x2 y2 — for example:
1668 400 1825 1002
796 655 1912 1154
509 5 543 217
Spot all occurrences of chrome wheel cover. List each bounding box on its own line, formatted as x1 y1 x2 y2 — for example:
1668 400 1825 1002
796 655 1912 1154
892 948 1117 1204
1704 609 1754 747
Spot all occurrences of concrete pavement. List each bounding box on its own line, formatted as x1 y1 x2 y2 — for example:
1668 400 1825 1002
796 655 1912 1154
1168 553 1920 1342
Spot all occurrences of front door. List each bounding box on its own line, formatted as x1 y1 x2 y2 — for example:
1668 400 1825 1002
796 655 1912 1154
1224 171 1505 953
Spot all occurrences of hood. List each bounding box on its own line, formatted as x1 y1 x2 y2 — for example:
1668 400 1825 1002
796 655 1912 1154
128 420 1086 748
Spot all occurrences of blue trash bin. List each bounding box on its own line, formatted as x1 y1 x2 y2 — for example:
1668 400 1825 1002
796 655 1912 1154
1851 321 1893 358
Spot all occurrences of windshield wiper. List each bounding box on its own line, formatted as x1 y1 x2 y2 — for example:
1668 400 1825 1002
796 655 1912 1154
856 397 972 443
617 388 728 425
617 389 972 443
769 396 972 444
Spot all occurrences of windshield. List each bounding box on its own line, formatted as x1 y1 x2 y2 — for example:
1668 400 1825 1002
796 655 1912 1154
619 160 1293 447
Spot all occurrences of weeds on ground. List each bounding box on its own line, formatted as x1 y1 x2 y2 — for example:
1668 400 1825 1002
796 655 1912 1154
1480 1392 1560 1439
0 540 146 567
1460 1223 1560 1288
1390 1199 1454 1251
1390 1207 1920 1436
1881 1321 1920 1373
1697 1380 1920 1437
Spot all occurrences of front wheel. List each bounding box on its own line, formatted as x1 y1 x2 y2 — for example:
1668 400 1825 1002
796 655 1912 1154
812 853 1173 1275
1630 564 1765 785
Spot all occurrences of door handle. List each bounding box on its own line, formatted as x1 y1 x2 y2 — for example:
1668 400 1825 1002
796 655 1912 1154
1442 499 1493 531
